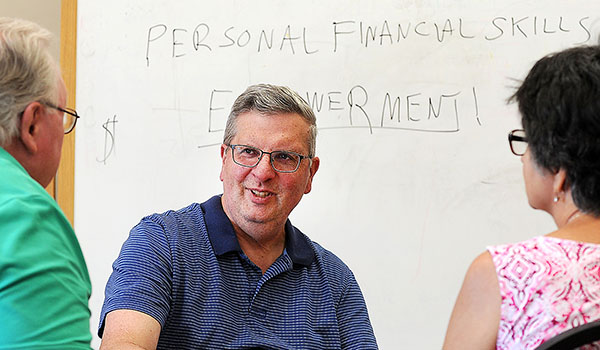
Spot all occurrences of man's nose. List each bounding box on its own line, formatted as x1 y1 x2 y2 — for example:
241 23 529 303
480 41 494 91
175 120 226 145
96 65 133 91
252 153 277 179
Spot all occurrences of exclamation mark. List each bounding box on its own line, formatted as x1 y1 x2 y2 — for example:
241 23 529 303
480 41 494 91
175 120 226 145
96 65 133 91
473 86 481 126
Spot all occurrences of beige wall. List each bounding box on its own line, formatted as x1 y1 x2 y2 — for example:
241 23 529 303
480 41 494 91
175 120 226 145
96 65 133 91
0 0 61 61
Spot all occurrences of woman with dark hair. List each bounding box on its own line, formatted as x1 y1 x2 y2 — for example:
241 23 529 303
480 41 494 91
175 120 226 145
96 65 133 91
444 45 600 350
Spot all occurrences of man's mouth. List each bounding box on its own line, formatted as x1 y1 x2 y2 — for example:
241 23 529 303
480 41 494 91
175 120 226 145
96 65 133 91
250 189 273 198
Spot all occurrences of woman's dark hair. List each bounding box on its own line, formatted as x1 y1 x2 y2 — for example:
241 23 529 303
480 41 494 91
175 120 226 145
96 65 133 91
510 45 600 215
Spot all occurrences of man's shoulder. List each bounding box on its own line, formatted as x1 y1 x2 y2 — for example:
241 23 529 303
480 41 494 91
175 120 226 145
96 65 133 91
0 170 69 231
132 202 208 244
309 240 345 266
141 202 205 226
296 230 354 277
294 231 365 306
0 150 52 206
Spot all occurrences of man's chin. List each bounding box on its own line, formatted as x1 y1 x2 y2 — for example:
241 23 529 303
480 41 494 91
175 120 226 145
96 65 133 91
241 209 284 226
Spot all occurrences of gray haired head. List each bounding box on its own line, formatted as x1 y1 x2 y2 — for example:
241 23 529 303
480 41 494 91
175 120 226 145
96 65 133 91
0 17 59 146
223 84 317 157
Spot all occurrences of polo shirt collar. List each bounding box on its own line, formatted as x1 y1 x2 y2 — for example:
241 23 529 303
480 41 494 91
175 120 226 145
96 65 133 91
201 195 314 267
284 220 314 267
202 195 241 254
0 147 27 175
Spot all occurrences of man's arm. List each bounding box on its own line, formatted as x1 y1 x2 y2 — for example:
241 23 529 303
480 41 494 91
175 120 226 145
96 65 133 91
98 217 173 350
99 309 161 350
443 251 501 350
336 273 378 349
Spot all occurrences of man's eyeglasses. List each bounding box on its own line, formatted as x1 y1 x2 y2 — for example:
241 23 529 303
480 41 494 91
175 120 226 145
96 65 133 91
508 129 528 156
227 144 311 173
44 103 80 134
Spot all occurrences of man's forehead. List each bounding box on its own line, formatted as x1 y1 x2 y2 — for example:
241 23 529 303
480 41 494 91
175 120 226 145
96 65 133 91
239 109 305 119
232 112 311 149
235 110 310 129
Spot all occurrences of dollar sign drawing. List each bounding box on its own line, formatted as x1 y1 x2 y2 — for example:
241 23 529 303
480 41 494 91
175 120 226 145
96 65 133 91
97 115 118 164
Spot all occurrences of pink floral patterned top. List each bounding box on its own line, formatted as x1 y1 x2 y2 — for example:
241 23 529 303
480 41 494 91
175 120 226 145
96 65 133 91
488 236 600 350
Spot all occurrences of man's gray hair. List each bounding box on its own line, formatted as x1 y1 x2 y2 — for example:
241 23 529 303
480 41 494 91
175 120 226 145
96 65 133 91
0 17 59 146
223 84 318 157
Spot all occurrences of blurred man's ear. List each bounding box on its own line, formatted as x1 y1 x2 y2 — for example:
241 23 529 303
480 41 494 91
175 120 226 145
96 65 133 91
18 102 45 154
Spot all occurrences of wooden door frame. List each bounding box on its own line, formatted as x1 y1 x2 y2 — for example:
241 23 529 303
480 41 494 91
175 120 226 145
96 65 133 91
53 0 77 225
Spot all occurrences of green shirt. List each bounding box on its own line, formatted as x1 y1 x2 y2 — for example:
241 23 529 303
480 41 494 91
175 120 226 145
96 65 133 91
0 148 91 349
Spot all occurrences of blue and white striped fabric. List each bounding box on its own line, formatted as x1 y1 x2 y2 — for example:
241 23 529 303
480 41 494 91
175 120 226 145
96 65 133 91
99 195 378 349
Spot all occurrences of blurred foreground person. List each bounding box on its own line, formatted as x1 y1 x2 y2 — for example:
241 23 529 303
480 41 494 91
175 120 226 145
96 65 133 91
0 17 91 349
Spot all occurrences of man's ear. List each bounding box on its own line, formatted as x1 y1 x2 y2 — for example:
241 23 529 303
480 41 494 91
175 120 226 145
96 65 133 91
219 144 228 182
220 143 228 159
303 156 320 194
18 102 44 154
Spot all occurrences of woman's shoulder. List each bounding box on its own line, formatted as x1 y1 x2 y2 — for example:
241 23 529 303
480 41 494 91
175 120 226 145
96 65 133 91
488 235 600 258
486 236 600 286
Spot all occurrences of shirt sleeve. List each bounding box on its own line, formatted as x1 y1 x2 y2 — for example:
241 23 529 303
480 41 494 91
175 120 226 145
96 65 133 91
336 272 379 350
98 216 173 337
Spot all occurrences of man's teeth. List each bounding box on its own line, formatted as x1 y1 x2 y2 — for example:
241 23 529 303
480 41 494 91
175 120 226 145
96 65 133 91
251 190 271 198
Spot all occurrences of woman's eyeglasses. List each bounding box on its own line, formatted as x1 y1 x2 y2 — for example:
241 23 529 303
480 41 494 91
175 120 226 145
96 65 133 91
508 129 527 156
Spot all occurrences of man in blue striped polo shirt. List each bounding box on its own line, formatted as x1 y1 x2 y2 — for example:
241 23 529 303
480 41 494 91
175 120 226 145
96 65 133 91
98 84 378 349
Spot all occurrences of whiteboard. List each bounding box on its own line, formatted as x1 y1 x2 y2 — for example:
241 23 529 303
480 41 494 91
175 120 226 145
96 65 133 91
75 1 600 348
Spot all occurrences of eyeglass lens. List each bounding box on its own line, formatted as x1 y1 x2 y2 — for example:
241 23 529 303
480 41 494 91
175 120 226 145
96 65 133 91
231 145 302 172
60 107 79 134
509 130 527 156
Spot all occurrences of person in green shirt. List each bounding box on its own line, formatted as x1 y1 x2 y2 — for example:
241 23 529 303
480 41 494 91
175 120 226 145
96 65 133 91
0 17 91 349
